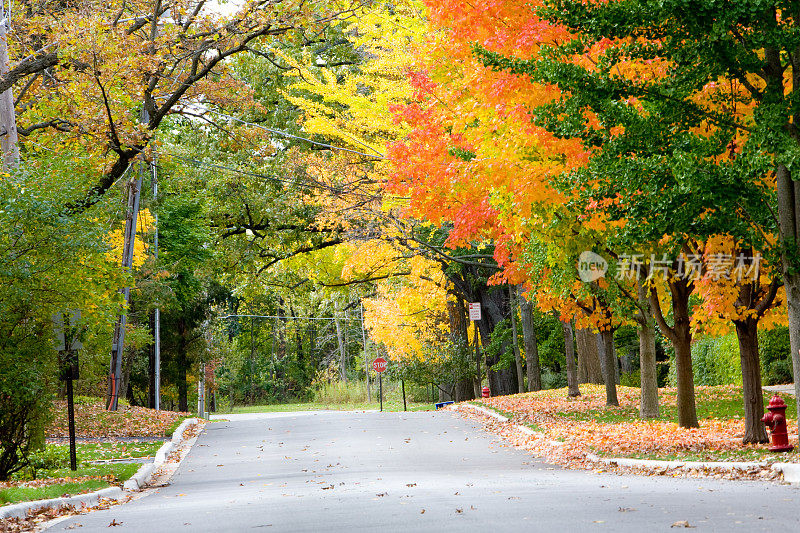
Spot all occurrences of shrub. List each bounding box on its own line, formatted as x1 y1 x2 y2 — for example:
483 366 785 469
620 370 641 388
541 368 567 390
760 326 792 385
0 321 55 480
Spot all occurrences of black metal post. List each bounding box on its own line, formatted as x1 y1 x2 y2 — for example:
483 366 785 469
402 379 407 411
379 374 383 412
66 364 77 471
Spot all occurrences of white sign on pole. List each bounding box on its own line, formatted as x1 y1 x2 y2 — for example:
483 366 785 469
468 302 481 321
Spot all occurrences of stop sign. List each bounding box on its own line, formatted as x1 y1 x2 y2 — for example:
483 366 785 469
372 357 388 373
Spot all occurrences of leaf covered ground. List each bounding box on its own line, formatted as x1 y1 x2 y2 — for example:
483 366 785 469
462 385 800 470
47 400 190 439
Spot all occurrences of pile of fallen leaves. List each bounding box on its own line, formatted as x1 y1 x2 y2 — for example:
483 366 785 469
460 384 799 466
48 400 189 439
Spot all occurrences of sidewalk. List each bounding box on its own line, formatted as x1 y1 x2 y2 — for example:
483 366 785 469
763 384 796 396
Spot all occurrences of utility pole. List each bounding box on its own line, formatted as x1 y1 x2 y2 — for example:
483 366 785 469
360 302 371 401
0 1 19 169
152 155 161 411
106 108 147 411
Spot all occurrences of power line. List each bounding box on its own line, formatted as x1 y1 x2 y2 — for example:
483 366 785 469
159 151 382 200
201 108 386 160
219 314 363 321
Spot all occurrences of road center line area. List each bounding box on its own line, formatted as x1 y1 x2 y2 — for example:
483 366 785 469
48 411 800 532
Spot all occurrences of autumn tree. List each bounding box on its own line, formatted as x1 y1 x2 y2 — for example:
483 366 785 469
508 0 800 432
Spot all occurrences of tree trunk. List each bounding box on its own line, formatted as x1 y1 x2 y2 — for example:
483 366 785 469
178 350 188 412
562 320 581 397
476 286 518 396
598 328 619 406
775 163 800 435
448 300 474 401
637 278 659 419
148 311 156 409
509 285 524 393
576 328 603 384
734 318 769 444
519 291 541 392
454 379 474 402
651 277 698 428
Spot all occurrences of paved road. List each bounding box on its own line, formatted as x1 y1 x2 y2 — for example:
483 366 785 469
49 411 800 532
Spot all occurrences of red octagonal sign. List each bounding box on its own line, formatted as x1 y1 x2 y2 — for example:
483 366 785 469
372 357 388 373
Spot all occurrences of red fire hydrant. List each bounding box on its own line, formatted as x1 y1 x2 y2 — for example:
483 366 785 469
481 386 490 398
762 394 794 452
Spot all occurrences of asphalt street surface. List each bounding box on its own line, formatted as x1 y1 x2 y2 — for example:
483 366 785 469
48 410 800 532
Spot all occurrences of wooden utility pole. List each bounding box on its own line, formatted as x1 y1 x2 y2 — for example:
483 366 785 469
106 108 147 411
0 3 18 169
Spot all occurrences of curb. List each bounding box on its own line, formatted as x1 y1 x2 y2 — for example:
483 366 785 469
584 453 767 472
455 402 793 480
462 404 510 422
0 417 199 521
0 487 124 521
123 417 198 490
771 463 800 482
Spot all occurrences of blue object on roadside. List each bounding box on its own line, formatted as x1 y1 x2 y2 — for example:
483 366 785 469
435 401 454 409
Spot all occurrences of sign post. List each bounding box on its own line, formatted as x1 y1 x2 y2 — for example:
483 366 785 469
469 303 481 396
54 310 82 472
372 357 387 412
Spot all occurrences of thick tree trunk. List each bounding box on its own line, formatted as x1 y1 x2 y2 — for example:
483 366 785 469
509 285 524 393
476 286 518 396
650 278 698 428
734 318 769 444
637 278 659 419
519 291 541 392
576 328 603 384
562 320 581 397
448 300 474 402
775 164 800 435
454 379 474 401
598 329 619 406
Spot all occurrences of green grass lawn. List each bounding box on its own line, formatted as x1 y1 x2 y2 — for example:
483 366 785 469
0 441 161 506
0 480 110 505
222 399 431 414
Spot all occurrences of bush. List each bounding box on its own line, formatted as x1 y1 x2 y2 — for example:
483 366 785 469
0 322 55 480
27 446 71 473
620 370 641 388
541 368 567 390
760 326 792 385
313 380 368 404
668 334 741 387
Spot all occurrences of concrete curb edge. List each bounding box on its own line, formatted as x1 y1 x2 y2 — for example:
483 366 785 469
0 417 200 521
124 417 198 490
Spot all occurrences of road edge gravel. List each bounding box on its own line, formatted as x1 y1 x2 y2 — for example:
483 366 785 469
0 417 200 521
